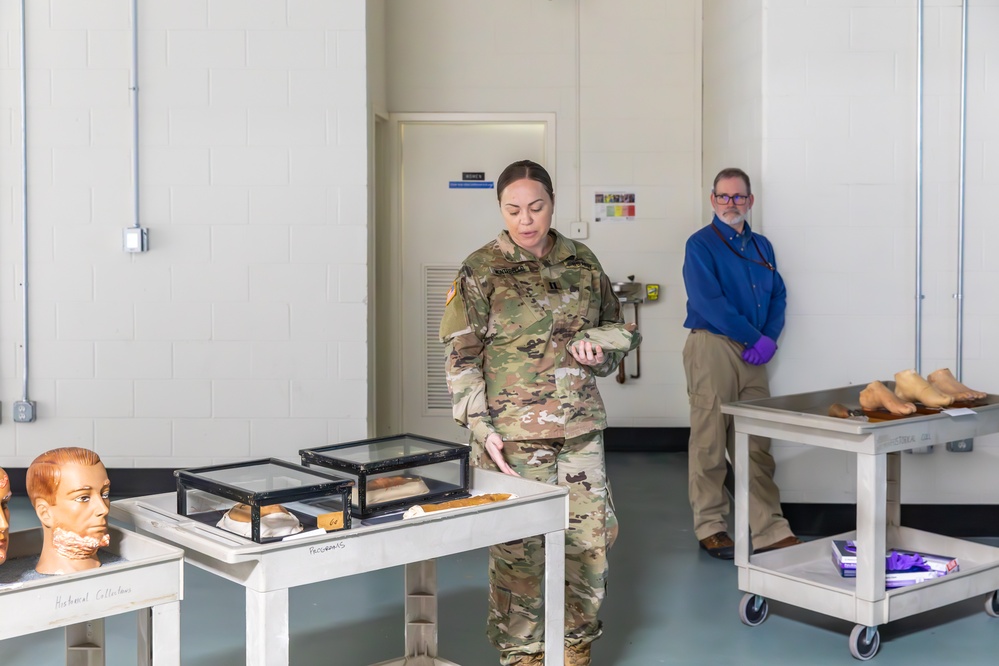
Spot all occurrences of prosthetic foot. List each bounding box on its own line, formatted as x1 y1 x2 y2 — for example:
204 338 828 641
894 369 954 407
859 380 917 415
927 368 987 402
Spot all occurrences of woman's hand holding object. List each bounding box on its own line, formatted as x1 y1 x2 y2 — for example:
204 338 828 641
570 340 605 366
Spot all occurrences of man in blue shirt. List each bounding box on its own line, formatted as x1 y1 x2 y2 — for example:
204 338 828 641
682 167 799 559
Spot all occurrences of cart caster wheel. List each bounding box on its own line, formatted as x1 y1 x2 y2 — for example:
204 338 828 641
985 591 999 618
849 624 880 661
738 593 768 627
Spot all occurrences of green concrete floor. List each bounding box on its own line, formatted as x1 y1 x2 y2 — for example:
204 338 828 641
2 452 999 664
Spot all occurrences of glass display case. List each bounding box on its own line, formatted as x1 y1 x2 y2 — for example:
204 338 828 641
299 434 470 518
175 458 353 543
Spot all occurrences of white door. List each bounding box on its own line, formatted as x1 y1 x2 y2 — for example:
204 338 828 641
379 114 554 443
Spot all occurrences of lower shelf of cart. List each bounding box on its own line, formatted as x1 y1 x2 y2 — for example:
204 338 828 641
738 527 999 625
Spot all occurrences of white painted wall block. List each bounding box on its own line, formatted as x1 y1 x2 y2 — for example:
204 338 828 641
0 0 368 465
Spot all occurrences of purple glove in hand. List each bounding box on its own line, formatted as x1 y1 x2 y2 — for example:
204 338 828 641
742 335 777 366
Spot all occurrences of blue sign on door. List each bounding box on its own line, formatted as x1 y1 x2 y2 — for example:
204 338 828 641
449 181 495 189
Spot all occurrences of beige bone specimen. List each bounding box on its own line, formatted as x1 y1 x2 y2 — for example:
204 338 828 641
927 368 987 401
894 369 954 407
859 381 917 415
354 476 430 506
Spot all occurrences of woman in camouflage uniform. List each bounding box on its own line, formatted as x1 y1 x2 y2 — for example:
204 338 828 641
440 160 640 666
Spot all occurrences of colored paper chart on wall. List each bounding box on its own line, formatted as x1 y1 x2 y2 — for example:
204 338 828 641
594 191 636 221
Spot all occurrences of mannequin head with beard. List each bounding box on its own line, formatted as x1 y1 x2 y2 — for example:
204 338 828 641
27 448 110 575
710 167 755 234
0 468 10 566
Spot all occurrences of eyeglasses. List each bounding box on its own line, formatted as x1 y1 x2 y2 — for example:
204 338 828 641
713 193 750 205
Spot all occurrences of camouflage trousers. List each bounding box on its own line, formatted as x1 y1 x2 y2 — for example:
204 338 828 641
472 430 619 664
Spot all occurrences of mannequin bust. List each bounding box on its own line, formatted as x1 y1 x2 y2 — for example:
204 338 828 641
0 467 10 566
26 448 111 575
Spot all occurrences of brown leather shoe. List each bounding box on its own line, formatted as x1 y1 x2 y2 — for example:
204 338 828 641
565 643 591 666
754 535 802 554
698 531 735 559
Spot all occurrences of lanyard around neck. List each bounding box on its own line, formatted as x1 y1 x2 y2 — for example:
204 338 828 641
710 223 774 271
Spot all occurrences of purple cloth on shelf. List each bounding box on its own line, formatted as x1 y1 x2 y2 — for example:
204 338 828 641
886 550 931 572
842 542 932 572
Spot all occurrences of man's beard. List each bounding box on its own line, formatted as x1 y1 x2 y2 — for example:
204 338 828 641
52 526 110 560
720 209 746 228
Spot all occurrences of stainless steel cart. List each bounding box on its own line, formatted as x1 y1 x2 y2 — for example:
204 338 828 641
722 384 999 660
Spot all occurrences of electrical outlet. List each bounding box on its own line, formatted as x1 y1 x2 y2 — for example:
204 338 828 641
123 227 149 252
13 400 36 423
946 438 973 452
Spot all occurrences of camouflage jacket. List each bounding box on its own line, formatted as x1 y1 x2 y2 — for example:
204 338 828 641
440 229 640 444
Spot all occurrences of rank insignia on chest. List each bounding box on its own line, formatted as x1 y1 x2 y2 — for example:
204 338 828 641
445 280 457 305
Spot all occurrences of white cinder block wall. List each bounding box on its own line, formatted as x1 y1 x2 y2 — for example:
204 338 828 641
704 1 999 503
3 0 997 504
0 0 369 468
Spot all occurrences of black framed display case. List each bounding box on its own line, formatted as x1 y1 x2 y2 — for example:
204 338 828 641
299 434 470 518
175 458 353 543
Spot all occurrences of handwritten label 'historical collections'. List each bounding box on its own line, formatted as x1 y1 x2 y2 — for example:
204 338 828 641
54 585 133 610
308 542 346 556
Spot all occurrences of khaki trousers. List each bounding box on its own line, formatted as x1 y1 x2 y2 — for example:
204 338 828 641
682 329 792 549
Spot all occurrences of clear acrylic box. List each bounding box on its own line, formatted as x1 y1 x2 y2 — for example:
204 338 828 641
299 434 469 518
175 458 353 543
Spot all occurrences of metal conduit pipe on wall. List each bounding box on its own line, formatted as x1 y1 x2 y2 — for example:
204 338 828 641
914 0 924 376
131 0 141 231
955 0 969 381
13 0 145 423
915 0 969 380
909 0 932 453
919 1 972 455
124 0 147 253
16 0 35 423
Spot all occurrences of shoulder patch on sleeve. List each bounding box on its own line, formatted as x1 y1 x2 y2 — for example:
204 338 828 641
440 279 471 341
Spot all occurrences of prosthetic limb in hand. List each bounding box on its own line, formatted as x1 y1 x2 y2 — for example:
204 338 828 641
859 380 917 415
894 369 954 407
927 368 987 401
